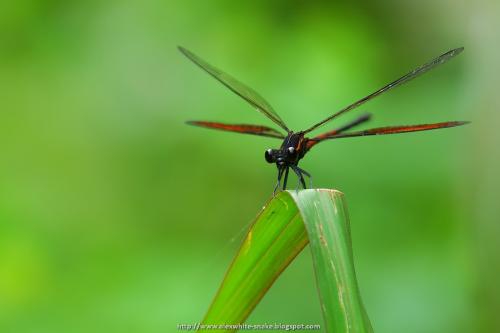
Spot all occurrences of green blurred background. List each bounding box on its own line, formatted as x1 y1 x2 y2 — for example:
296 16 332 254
1 1 499 332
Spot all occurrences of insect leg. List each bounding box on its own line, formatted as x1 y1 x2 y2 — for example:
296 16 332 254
291 166 306 190
273 167 285 195
296 167 313 188
282 167 290 190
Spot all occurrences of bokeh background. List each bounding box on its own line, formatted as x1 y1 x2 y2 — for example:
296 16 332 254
1 1 499 332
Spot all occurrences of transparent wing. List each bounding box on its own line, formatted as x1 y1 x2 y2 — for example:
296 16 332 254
179 47 289 132
186 121 285 139
305 113 371 150
304 48 464 133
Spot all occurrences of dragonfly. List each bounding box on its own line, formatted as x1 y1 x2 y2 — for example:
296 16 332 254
179 46 469 192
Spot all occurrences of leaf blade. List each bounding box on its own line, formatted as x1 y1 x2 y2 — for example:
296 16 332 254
199 189 373 333
290 189 373 333
201 192 308 330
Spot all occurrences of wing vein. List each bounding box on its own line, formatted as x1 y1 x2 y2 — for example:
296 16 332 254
179 47 290 132
304 48 464 133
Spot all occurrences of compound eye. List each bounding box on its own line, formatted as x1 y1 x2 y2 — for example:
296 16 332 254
265 149 275 163
287 147 295 154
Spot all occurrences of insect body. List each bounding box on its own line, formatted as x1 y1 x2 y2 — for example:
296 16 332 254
264 132 309 191
179 47 469 192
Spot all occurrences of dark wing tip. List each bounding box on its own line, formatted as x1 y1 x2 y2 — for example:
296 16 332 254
450 120 470 127
360 113 373 121
185 120 200 126
178 46 198 61
178 46 191 57
448 47 464 57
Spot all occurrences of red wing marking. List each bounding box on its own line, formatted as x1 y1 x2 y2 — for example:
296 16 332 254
186 121 285 138
307 121 469 149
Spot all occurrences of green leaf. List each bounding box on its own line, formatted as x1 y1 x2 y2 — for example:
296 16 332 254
199 189 372 333
290 189 373 333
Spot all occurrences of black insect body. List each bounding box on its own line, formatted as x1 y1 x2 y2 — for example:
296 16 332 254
264 132 310 191
179 47 469 192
